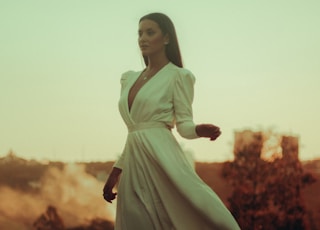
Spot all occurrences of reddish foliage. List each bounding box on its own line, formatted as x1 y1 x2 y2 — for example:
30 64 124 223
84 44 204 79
222 132 317 230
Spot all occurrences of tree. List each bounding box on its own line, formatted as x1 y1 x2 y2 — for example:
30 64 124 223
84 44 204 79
222 130 316 230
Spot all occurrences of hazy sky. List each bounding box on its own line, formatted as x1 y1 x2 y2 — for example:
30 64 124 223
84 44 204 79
1 0 319 162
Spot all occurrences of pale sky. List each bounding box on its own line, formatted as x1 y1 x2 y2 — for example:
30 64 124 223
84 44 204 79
1 0 319 162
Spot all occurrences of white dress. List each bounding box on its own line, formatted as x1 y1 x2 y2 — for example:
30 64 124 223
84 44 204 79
113 62 240 230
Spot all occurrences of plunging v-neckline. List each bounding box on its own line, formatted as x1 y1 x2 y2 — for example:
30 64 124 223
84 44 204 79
127 62 170 113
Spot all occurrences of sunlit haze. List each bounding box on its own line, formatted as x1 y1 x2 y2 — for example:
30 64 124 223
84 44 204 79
1 0 319 162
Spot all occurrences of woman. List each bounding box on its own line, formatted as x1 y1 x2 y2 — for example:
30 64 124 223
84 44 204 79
103 12 240 230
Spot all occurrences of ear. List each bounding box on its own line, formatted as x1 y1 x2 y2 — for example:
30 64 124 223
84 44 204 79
164 34 170 45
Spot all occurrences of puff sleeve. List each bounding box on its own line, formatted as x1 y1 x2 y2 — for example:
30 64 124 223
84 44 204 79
173 70 199 139
119 71 132 94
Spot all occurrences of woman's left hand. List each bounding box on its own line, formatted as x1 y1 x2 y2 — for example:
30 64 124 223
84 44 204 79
195 124 221 141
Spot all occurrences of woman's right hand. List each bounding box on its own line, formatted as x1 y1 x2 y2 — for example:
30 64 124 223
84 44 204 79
103 167 122 203
103 187 117 203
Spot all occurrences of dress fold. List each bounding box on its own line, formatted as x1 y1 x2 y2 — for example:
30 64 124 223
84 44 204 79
114 63 240 230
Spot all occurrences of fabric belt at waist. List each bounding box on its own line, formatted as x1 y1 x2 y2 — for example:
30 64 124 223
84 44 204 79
127 122 171 133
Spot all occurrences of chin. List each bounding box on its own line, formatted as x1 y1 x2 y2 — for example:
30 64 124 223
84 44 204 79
141 49 149 54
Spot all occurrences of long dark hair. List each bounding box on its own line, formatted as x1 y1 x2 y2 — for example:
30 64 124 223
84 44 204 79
139 13 183 67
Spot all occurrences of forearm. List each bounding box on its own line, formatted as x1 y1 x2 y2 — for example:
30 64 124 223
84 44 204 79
105 167 122 189
111 166 122 177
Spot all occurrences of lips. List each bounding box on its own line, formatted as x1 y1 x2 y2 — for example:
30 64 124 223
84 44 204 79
140 44 149 49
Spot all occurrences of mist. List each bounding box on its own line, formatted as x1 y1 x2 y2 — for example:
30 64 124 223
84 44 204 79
0 164 114 229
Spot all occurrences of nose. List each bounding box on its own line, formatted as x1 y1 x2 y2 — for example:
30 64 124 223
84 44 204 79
139 33 147 43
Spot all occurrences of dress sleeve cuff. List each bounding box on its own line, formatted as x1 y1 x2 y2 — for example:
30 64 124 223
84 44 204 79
176 121 200 139
113 154 125 170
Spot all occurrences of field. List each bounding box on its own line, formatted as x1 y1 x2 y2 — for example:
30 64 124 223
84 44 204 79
0 154 319 229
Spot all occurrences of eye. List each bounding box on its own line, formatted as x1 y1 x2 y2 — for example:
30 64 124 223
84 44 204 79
138 29 156 37
147 29 155 36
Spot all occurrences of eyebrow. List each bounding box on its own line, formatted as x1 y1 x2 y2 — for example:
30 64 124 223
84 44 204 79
138 28 154 32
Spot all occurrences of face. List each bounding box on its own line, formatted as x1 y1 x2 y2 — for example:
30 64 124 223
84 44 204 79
138 19 169 57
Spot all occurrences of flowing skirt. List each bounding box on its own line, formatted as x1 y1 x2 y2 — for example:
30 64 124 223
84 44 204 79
115 127 240 230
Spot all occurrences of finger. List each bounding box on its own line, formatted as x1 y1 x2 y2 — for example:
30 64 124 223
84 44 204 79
212 131 220 136
210 136 217 140
104 197 113 203
103 194 112 202
215 129 221 135
210 132 220 138
103 193 117 202
210 133 221 141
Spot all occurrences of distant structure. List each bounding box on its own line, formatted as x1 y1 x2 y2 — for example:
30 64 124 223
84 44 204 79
233 130 299 161
281 135 299 159
222 129 315 230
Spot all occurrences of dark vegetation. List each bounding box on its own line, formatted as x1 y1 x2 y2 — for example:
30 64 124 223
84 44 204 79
219 132 318 230
1 144 319 229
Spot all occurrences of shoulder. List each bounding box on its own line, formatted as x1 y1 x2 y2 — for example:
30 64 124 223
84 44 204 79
121 70 136 80
167 63 196 84
120 70 139 86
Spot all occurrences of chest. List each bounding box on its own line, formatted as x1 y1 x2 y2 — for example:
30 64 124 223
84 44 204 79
124 73 175 112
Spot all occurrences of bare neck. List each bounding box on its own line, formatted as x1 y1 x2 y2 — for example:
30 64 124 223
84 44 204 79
146 55 169 72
